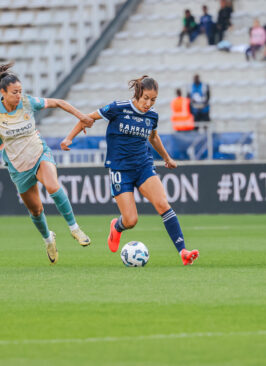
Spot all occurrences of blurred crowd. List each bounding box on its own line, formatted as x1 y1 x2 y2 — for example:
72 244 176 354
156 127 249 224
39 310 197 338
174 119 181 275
178 0 233 47
172 0 266 131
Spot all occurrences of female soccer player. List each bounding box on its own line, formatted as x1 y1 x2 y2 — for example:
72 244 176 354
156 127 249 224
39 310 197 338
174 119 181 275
61 76 199 265
0 62 93 265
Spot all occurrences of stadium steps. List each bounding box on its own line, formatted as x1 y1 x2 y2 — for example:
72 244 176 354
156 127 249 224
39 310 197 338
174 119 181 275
39 0 266 137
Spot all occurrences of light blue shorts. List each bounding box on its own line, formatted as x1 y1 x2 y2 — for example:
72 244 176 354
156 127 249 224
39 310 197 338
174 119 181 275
9 142 56 194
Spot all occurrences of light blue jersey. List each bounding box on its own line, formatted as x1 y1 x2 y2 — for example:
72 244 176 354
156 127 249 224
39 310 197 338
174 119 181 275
0 94 47 173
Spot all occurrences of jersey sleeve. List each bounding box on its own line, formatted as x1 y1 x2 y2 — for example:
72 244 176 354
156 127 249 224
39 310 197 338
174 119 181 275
153 114 158 130
97 101 118 122
26 95 48 112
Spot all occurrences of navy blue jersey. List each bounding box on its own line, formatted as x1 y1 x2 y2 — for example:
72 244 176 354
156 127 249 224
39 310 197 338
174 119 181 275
98 99 158 170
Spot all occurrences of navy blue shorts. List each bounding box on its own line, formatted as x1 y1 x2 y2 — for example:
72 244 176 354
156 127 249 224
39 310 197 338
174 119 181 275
109 165 157 197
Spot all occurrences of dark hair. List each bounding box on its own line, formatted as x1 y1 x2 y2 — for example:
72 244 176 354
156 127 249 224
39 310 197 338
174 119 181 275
128 75 158 100
0 62 20 91
176 88 182 97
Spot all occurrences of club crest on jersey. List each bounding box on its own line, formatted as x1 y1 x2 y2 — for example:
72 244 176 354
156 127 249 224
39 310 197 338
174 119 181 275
145 118 151 126
115 183 121 192
24 113 30 121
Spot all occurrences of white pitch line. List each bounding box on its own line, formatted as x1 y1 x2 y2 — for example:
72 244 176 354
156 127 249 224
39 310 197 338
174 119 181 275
0 331 265 346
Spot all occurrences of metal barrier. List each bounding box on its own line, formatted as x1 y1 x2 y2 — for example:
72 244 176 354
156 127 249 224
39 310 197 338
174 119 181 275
52 149 106 165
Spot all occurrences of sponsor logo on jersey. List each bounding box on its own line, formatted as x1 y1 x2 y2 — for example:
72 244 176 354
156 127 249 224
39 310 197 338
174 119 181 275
123 109 133 114
5 122 32 136
132 116 143 123
124 115 130 119
119 122 151 138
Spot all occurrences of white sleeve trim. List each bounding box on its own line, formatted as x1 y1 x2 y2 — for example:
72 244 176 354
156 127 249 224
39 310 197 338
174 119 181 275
97 109 109 122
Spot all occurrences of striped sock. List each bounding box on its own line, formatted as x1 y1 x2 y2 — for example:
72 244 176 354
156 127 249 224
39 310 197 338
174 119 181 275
114 216 126 232
161 208 186 253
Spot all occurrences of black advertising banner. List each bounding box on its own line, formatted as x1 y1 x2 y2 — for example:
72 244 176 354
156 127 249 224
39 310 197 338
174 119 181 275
0 164 266 215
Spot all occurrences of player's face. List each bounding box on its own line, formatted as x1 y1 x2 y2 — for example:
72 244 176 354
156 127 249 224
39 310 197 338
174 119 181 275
135 89 158 113
1 82 22 108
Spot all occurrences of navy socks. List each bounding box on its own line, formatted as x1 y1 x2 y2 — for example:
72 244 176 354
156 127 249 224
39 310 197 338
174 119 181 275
161 208 185 253
115 215 126 232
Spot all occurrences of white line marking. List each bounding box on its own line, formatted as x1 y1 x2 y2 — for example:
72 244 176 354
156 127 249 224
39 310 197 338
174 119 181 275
0 331 265 345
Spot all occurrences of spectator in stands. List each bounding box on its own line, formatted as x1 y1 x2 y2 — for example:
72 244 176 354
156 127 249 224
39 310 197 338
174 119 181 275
200 5 215 45
178 9 199 47
245 19 266 61
170 89 194 131
61 75 199 266
0 62 92 265
188 74 210 122
216 0 233 43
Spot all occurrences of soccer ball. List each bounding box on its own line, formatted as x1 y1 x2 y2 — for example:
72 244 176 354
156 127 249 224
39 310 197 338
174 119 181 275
120 241 149 267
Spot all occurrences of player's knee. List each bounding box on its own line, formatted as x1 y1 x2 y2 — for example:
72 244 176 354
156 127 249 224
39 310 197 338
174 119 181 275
46 183 60 195
30 207 44 217
124 215 138 229
155 199 170 215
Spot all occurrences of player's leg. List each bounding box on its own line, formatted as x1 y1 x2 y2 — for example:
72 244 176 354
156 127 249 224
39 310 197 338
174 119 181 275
108 192 138 252
20 184 58 264
139 175 199 265
36 160 90 246
108 169 138 252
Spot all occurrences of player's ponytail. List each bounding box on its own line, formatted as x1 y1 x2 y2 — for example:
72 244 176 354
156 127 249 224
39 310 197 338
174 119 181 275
129 75 158 100
0 62 20 91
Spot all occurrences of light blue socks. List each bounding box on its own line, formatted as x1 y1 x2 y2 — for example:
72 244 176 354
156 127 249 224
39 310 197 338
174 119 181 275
50 187 76 226
30 210 50 239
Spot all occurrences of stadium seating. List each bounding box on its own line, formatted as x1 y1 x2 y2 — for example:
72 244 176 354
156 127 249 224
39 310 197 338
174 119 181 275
37 0 266 138
0 0 126 95
0 0 265 145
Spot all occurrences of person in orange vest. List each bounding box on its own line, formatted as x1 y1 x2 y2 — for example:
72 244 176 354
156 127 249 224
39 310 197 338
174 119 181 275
170 89 194 131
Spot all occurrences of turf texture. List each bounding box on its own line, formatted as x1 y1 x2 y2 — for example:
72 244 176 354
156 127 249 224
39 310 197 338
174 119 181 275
0 214 265 366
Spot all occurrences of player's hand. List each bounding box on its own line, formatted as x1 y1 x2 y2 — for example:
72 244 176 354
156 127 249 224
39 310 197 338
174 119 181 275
165 158 177 169
80 114 94 128
81 122 91 135
60 138 72 151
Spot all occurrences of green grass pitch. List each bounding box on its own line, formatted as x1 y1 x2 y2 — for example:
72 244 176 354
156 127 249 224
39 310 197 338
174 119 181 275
0 214 265 366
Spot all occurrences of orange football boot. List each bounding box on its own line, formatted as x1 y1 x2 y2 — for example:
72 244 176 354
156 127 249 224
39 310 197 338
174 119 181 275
108 218 122 252
181 249 199 265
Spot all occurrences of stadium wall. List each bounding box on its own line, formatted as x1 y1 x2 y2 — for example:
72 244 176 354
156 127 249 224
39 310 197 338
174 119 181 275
1 163 266 215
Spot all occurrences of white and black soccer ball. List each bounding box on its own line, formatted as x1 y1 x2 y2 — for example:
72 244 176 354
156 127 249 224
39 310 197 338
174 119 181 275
120 241 149 267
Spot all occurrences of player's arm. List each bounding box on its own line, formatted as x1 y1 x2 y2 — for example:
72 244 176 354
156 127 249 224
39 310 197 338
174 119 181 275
149 130 177 169
60 111 102 151
45 98 94 126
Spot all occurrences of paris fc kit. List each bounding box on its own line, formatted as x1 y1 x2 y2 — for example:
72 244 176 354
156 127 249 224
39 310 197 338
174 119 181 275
98 99 159 196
